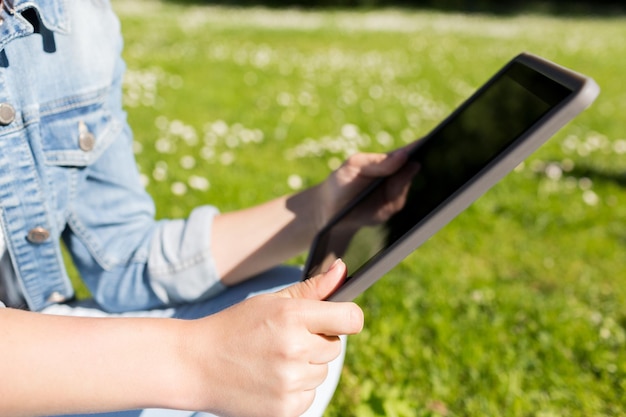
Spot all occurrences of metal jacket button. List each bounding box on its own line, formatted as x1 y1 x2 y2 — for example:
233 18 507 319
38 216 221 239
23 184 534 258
0 102 16 126
78 120 95 151
27 227 50 243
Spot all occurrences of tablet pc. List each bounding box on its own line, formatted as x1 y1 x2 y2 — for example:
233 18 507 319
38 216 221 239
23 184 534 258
302 52 600 302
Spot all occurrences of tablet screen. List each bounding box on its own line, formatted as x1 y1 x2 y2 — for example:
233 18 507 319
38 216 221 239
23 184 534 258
304 61 573 280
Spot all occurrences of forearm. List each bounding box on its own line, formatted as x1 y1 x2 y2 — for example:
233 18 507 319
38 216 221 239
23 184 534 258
212 184 323 285
0 308 189 417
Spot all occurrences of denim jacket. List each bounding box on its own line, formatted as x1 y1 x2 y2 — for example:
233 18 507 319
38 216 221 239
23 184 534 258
0 0 224 312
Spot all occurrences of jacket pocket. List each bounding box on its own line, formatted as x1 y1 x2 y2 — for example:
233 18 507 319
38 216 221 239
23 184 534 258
39 89 122 167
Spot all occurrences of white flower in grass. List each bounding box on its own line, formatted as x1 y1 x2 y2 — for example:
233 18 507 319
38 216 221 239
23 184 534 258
614 139 626 155
381 67 395 83
155 138 175 154
123 69 160 108
343 147 359 159
586 132 609 153
239 129 255 144
169 119 185 135
327 157 342 171
590 311 603 325
209 44 228 61
561 159 575 172
341 124 359 140
376 130 393 147
298 91 313 107
578 177 593 191
152 162 168 182
125 91 139 106
327 138 345 154
155 115 169 130
545 163 562 181
171 182 188 196
182 131 198 147
530 159 546 174
400 128 415 143
577 142 591 157
253 129 264 143
369 85 384 100
180 155 196 170
201 146 215 161
133 141 143 154
600 327 611 340
220 152 235 166
188 175 210 191
561 135 579 154
231 123 243 134
211 120 229 137
340 89 357 106
203 131 218 146
407 111 422 128
166 120 198 146
287 174 303 190
582 190 599 206
252 48 271 68
407 92 425 108
226 135 240 149
277 92 293 107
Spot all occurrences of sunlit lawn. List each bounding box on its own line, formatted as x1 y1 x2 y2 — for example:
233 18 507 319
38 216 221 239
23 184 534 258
107 1 626 415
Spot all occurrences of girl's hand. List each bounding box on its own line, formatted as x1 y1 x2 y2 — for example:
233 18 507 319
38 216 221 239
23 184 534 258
181 260 363 417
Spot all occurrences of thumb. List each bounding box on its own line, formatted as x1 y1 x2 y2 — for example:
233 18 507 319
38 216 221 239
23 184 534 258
277 259 347 300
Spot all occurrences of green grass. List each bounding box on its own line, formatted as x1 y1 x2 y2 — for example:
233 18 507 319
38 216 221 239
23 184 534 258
106 1 626 415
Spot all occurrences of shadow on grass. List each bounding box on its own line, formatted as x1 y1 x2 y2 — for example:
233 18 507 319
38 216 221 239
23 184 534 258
163 0 626 17
570 165 626 189
566 164 626 247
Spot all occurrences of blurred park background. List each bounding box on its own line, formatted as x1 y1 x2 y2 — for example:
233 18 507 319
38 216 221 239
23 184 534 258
168 0 625 13
106 0 626 415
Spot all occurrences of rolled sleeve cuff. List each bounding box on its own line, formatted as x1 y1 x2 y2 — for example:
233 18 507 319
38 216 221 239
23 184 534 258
147 205 226 305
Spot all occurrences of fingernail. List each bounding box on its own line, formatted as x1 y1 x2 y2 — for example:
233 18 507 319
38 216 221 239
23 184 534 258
330 258 342 270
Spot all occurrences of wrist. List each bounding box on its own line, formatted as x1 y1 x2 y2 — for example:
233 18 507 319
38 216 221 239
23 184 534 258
155 318 211 412
165 316 237 415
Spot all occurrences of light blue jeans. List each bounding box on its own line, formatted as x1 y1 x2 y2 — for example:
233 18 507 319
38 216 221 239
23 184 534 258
43 266 346 417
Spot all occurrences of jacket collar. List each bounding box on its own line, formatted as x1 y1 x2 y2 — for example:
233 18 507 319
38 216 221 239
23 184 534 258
0 0 69 51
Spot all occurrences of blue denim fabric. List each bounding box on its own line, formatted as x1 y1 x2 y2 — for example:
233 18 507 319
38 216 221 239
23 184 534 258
0 0 224 312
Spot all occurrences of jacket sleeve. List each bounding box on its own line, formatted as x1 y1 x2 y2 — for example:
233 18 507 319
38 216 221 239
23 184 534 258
64 122 225 313
148 205 226 305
